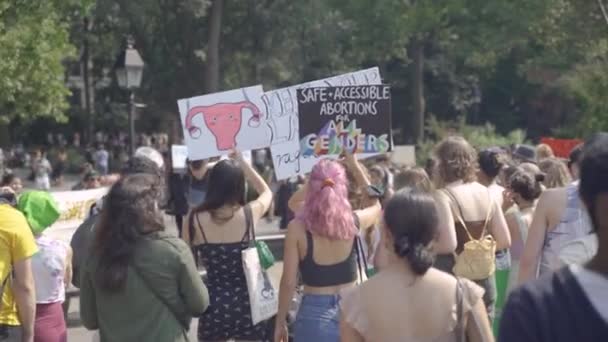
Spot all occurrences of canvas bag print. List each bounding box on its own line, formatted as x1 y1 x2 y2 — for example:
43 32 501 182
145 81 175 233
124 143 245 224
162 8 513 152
242 246 278 325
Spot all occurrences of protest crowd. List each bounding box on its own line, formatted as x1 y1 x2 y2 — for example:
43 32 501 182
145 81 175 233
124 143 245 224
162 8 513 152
0 59 606 342
1 127 607 342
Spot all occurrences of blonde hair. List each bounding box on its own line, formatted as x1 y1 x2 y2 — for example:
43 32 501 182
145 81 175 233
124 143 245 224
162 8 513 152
536 144 555 160
394 167 434 192
538 157 571 188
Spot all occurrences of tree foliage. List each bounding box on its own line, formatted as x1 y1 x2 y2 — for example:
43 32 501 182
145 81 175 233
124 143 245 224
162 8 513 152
0 2 77 123
5 0 608 143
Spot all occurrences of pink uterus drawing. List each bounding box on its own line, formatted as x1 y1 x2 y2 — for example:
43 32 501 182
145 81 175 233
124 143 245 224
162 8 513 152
185 101 262 150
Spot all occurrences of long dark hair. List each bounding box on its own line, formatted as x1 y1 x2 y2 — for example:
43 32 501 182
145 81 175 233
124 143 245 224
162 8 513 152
383 188 438 275
192 160 246 222
94 173 164 292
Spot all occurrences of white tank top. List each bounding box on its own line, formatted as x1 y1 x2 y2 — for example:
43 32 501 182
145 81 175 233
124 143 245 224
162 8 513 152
32 235 68 304
540 182 593 274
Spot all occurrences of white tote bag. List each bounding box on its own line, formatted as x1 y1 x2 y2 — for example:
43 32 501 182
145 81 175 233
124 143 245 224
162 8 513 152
242 246 278 325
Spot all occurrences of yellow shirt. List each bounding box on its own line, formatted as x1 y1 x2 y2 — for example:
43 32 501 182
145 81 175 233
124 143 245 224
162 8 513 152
0 204 38 326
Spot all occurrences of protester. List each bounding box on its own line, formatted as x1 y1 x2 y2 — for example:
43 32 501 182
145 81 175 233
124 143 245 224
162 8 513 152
51 148 67 187
499 133 608 341
1 174 23 194
184 159 210 212
393 167 434 192
379 166 434 272
518 154 594 282
32 150 52 191
94 145 109 176
477 147 510 326
83 172 102 190
0 188 37 342
17 191 71 342
70 149 166 289
340 189 494 342
538 157 571 188
183 150 273 341
433 136 511 322
275 152 381 342
166 170 189 237
368 165 394 206
567 144 583 180
80 173 209 341
477 147 507 208
512 144 537 164
275 177 302 230
503 170 543 292
536 143 555 160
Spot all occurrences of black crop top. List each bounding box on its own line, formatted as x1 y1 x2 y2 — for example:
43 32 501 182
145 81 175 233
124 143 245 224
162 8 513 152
299 215 360 287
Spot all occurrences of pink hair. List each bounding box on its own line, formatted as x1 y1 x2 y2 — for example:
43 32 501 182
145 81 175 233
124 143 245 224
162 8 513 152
296 159 356 240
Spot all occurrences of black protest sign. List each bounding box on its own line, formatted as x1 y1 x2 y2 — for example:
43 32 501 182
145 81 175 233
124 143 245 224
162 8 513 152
297 85 392 157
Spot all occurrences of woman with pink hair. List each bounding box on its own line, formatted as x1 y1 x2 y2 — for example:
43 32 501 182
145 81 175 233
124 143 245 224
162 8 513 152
274 152 382 342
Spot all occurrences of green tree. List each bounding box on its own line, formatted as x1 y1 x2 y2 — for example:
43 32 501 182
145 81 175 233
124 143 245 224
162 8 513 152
0 1 88 124
332 0 559 142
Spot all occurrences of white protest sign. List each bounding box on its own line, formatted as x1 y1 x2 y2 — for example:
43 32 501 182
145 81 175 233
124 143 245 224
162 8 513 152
171 144 188 170
264 68 382 180
172 144 253 170
208 150 253 168
45 187 109 243
391 145 416 166
177 85 271 160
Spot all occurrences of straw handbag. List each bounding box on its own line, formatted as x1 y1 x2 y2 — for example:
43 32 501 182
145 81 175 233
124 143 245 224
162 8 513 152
445 189 497 280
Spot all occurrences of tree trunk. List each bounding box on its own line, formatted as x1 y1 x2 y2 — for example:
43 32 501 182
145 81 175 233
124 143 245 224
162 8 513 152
409 38 425 143
203 0 224 93
83 17 93 144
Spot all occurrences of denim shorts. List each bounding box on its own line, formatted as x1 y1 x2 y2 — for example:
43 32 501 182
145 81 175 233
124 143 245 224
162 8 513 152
294 294 341 342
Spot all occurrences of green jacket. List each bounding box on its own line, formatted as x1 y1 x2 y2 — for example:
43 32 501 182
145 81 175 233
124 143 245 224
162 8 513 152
80 231 209 342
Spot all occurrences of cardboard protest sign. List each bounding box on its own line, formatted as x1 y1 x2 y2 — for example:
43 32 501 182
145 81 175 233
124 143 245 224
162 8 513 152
177 85 271 160
297 85 392 157
391 145 416 166
264 68 382 180
45 187 109 243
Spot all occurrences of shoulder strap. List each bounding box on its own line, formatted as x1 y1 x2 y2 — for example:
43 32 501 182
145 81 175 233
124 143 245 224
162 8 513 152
355 236 369 282
442 189 475 241
187 211 207 244
353 213 361 231
243 204 255 242
304 230 314 260
194 213 208 243
131 263 189 332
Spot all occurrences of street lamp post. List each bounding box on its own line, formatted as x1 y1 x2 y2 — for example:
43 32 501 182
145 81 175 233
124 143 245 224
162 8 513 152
114 38 144 156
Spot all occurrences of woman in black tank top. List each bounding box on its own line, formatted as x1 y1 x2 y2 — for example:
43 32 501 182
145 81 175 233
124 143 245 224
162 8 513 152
274 152 381 342
182 151 274 342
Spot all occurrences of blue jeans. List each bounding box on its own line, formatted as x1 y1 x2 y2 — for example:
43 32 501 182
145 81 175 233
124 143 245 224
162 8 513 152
294 294 340 342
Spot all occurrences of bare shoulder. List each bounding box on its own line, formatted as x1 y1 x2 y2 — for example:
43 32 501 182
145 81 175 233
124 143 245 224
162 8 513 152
538 187 568 212
424 268 458 289
286 219 306 240
540 187 567 202
538 187 568 225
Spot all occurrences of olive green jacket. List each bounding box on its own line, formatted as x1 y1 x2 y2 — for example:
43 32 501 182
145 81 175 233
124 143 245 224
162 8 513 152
80 231 208 342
